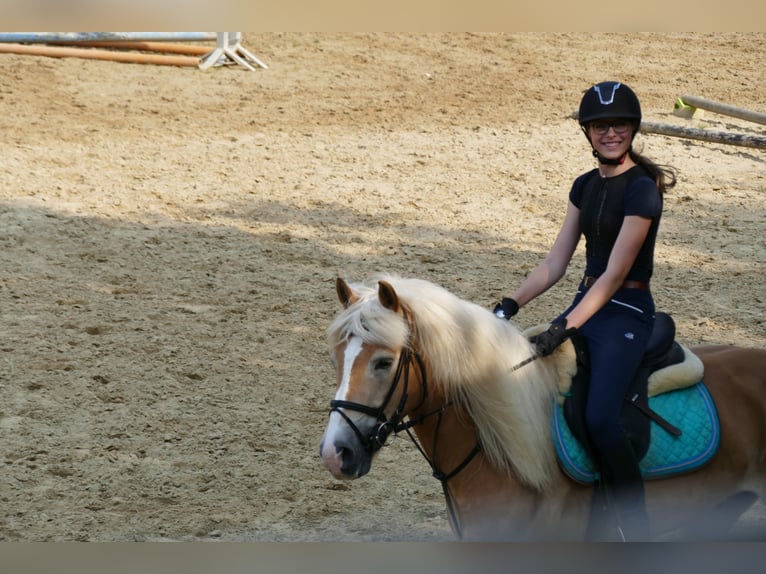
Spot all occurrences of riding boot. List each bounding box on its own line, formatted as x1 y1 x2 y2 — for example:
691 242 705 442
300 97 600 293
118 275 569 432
597 437 649 541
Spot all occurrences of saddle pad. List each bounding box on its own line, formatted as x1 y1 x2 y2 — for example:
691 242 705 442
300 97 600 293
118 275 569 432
551 381 720 485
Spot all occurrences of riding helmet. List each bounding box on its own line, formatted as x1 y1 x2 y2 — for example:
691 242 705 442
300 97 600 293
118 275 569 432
578 81 642 125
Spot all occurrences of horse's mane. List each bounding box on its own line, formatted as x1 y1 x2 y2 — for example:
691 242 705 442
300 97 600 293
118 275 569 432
327 274 560 492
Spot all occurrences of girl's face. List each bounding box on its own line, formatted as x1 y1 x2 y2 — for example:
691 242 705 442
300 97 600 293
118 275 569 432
587 119 634 160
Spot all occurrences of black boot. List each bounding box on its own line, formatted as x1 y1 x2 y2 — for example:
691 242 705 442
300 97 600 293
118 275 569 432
592 437 649 541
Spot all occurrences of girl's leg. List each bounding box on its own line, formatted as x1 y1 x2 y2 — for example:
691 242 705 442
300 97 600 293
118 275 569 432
581 303 653 540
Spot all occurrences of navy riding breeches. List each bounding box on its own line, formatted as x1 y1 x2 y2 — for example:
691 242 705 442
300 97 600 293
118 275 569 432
559 282 656 453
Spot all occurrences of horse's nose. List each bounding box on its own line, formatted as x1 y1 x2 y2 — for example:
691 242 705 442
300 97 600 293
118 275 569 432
320 436 346 478
320 437 371 479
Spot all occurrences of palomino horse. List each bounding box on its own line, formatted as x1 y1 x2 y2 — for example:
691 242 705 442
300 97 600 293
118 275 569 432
319 275 766 541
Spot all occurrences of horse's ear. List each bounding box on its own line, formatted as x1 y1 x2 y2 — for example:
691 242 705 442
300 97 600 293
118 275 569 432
377 280 400 312
336 277 359 308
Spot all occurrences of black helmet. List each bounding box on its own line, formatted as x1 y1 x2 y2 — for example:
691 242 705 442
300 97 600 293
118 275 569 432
578 81 641 125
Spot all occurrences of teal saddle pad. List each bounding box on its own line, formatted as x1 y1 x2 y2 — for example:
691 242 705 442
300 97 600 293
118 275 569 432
552 381 720 484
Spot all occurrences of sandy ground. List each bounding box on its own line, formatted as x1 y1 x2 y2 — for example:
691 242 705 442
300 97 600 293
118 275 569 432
0 33 764 541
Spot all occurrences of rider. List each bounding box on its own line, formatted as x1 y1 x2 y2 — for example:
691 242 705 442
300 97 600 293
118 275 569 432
493 81 676 541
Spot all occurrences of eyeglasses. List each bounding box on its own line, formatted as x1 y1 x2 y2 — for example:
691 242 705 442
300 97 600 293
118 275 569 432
588 120 633 135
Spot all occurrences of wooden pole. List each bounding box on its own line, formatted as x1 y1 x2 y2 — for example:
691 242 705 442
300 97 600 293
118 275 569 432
0 43 201 67
680 95 766 126
640 120 766 150
0 33 217 43
52 41 214 56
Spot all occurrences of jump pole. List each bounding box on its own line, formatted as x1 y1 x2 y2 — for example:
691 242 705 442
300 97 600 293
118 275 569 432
0 32 217 43
0 33 267 70
679 95 766 126
0 43 201 67
640 120 766 150
46 41 214 56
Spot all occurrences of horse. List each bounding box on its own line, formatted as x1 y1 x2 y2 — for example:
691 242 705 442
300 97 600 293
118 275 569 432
319 274 766 541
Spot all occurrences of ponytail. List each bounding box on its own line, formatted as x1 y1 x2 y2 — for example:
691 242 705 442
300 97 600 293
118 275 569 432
628 149 677 195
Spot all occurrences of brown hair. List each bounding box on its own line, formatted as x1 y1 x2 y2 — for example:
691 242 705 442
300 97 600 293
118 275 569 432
629 150 677 195
630 124 677 194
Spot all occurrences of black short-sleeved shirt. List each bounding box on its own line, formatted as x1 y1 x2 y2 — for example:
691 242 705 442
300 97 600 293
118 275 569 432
569 165 662 283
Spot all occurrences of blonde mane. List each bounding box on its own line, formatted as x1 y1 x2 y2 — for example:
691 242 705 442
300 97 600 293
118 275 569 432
327 275 561 492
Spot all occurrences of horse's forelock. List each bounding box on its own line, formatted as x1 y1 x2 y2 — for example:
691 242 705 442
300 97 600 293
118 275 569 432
327 285 409 350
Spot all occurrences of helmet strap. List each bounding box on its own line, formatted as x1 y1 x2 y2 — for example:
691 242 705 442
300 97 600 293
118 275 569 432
593 148 628 165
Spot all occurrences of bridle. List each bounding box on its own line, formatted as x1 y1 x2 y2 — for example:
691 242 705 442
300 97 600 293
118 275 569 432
329 342 429 454
327 306 542 539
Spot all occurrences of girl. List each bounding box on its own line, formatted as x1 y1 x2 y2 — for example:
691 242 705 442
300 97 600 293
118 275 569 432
494 81 676 540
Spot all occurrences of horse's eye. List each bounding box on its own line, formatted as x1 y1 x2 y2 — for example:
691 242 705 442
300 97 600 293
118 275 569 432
373 358 394 372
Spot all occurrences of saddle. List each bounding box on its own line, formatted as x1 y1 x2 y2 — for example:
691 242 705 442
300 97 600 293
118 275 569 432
527 313 720 484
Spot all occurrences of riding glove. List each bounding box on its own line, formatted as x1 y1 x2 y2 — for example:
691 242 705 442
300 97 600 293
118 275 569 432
530 318 577 356
493 297 519 320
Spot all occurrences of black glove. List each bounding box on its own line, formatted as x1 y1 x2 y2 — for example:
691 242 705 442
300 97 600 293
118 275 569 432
493 297 519 320
530 318 576 356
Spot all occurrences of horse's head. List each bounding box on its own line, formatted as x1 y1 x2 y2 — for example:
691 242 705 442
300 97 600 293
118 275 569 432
320 277 427 479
